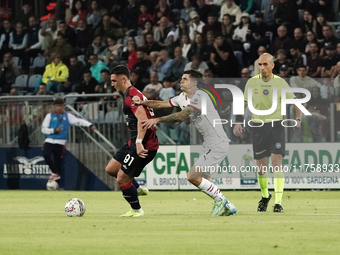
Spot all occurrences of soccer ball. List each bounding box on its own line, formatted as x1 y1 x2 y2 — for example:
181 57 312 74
46 180 59 190
65 198 86 217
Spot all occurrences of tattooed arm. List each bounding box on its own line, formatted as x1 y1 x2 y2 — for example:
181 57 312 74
141 106 192 129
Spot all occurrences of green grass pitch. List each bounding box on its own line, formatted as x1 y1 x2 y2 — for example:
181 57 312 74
0 190 339 255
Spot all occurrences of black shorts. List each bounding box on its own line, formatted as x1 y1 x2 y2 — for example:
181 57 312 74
113 143 157 177
251 121 285 160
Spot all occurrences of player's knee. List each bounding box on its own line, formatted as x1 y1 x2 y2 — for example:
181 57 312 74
105 165 117 177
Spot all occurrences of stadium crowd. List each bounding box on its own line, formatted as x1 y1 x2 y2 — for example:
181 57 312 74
0 0 340 144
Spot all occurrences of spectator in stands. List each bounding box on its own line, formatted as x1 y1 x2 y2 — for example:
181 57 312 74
204 69 214 79
320 25 340 56
203 31 215 62
302 9 316 33
86 0 102 30
210 34 239 77
138 4 153 28
22 16 43 73
95 69 114 93
140 19 155 46
36 83 53 95
164 31 179 58
58 21 77 47
60 56 86 93
159 76 175 101
306 86 329 142
144 32 163 55
75 18 94 55
333 61 340 100
121 0 139 36
188 11 205 41
187 33 204 62
291 27 307 53
181 0 195 23
263 0 278 29
289 45 307 76
14 3 34 29
150 49 173 81
103 35 123 67
76 69 98 98
221 14 235 41
196 0 211 24
238 67 251 92
307 42 323 78
202 13 222 38
88 53 108 83
336 42 340 58
0 20 13 59
95 15 124 43
321 43 339 78
120 36 137 61
273 25 291 54
153 0 173 25
278 64 290 78
41 18 58 53
68 0 88 28
253 46 267 75
48 33 75 66
184 54 209 74
175 18 190 43
130 69 145 92
133 47 152 83
273 49 290 74
143 72 163 100
166 46 188 85
306 0 331 19
315 12 327 42
9 22 27 57
232 12 250 52
290 65 321 91
181 34 191 59
305 31 319 54
274 0 299 32
127 44 138 70
320 78 335 101
220 0 242 26
0 52 20 94
85 34 107 63
244 11 270 64
42 53 69 92
154 16 172 47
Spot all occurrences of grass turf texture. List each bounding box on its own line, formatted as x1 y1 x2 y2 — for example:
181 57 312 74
0 190 339 255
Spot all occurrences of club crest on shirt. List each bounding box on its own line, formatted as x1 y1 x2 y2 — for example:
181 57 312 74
263 89 269 95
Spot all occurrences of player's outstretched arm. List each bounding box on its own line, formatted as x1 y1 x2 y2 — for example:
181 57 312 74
132 95 172 109
142 106 191 129
134 105 149 158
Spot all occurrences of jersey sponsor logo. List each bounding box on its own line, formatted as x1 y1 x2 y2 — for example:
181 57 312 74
263 89 269 95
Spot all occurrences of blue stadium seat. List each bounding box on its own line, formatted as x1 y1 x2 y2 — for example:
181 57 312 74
13 74 28 89
28 74 42 92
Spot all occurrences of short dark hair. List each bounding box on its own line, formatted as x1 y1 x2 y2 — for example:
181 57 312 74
39 83 47 87
101 69 110 75
163 76 172 82
136 46 147 53
59 20 66 25
83 69 92 75
298 65 307 70
183 69 203 79
111 65 130 80
54 98 64 105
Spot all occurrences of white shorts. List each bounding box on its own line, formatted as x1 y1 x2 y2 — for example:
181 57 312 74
194 142 229 177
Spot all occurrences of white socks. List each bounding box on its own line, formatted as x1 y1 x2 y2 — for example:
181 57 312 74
198 178 225 202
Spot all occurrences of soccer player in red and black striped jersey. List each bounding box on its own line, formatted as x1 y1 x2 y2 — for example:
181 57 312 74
105 65 159 217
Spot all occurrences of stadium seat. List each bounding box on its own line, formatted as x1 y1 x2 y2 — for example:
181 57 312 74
13 74 28 89
31 56 46 68
64 92 79 105
77 55 86 65
28 74 42 92
134 35 142 47
12 56 21 68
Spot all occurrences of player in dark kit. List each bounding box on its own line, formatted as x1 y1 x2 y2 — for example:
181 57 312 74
105 65 159 217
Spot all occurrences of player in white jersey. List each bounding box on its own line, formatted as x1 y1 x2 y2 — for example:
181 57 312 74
133 70 237 216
